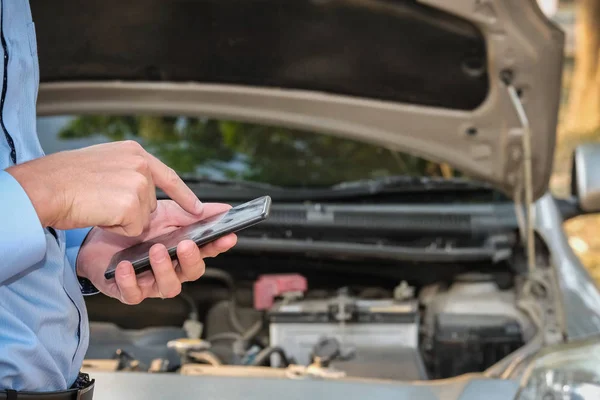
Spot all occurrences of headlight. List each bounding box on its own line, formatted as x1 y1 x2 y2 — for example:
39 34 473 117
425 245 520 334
516 335 600 400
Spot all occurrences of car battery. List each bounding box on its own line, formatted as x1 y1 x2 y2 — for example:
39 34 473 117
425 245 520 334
429 313 524 378
267 291 427 380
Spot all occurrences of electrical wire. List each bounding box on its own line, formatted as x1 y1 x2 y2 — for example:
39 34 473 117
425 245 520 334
241 319 263 341
179 290 199 321
202 268 251 334
228 298 252 334
507 83 536 274
201 267 267 356
237 291 301 344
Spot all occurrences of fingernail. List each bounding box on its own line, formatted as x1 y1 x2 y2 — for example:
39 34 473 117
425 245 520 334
151 246 166 262
118 263 133 278
182 242 196 258
194 199 203 213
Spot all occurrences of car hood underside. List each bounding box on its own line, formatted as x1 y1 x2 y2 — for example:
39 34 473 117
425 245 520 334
31 0 564 201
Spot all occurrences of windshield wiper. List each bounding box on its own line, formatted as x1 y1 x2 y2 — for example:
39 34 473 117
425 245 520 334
180 175 492 194
179 176 287 191
330 175 495 193
163 175 498 202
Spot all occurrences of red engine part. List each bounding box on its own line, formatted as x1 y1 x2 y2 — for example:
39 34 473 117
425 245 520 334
253 274 307 310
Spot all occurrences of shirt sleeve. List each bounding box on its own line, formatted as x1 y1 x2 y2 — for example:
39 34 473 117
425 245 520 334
65 227 99 296
0 170 47 283
64 227 92 269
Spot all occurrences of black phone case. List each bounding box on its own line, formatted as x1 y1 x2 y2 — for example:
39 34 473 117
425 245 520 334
104 196 271 280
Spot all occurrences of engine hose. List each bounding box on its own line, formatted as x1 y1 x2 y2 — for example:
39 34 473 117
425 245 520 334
179 291 199 321
202 268 247 333
251 346 290 368
203 268 263 336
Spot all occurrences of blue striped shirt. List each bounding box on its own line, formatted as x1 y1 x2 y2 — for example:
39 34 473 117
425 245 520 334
0 0 93 390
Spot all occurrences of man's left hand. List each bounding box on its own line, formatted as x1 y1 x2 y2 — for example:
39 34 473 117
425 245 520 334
76 200 237 304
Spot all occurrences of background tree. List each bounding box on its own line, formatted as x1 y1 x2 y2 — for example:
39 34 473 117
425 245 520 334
564 0 600 134
57 115 454 187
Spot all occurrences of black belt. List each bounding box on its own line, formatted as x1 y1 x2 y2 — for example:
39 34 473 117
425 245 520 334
0 373 94 400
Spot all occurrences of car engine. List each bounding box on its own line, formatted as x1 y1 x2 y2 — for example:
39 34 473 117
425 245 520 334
419 273 536 378
82 262 537 382
267 286 425 380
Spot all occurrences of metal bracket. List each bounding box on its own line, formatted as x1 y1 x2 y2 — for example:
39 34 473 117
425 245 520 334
504 74 536 274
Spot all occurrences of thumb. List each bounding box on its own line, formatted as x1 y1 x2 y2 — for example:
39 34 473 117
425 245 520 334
155 200 201 227
158 200 231 227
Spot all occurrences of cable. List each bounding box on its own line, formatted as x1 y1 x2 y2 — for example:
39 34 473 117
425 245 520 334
238 291 301 344
203 268 236 289
251 346 290 367
228 299 250 334
507 83 536 274
202 268 266 357
202 268 249 334
179 291 199 321
241 319 263 341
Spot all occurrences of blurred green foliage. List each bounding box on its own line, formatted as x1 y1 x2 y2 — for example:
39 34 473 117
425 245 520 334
58 115 454 187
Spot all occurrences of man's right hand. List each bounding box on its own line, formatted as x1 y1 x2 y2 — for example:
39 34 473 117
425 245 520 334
6 140 203 236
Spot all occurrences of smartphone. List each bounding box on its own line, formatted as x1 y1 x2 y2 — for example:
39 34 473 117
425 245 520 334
104 195 272 280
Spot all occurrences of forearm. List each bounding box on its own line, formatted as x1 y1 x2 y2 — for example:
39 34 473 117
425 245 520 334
0 170 47 283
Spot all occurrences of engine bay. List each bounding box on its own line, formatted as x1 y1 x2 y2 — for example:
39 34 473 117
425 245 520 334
81 249 544 382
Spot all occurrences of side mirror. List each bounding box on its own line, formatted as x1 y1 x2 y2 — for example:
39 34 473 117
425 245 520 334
571 143 600 213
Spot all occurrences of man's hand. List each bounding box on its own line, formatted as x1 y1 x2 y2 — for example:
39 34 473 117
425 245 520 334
77 200 237 303
6 141 202 236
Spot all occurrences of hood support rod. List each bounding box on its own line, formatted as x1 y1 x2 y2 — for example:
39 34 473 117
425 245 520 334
505 77 536 274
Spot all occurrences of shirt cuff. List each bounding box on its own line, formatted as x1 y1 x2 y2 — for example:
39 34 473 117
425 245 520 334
0 170 47 283
65 227 99 296
65 227 93 268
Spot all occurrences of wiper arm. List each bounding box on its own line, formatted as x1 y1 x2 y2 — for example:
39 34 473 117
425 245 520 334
181 175 491 194
160 175 497 202
330 175 494 193
179 176 286 191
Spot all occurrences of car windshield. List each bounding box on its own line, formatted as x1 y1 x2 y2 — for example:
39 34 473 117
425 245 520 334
37 114 463 189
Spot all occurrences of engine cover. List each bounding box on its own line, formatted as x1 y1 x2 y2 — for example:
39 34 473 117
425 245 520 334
267 291 427 380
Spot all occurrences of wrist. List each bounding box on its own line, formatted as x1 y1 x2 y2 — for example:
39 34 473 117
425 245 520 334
73 228 101 296
6 162 62 228
75 227 96 279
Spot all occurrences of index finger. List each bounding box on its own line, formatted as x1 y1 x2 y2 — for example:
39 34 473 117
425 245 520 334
145 153 203 215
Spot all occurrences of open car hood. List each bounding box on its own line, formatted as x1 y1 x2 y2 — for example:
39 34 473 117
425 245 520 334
32 0 564 201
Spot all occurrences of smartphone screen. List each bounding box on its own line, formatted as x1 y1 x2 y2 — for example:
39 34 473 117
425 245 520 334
104 195 271 279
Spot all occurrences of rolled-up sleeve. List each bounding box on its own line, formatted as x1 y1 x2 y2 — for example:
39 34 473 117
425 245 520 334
0 170 46 283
